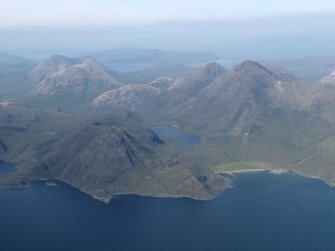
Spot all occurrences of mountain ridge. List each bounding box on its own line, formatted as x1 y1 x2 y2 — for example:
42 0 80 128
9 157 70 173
25 55 122 106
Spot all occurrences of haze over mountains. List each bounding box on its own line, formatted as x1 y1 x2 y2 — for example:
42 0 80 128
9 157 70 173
89 49 219 71
264 55 335 82
0 51 35 98
2 49 335 201
2 11 335 60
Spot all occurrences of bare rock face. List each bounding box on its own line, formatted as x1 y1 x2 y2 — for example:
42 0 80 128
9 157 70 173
29 56 122 103
93 84 161 111
320 69 335 84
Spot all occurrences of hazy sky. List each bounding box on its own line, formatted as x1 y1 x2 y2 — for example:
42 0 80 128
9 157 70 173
1 1 335 60
1 0 335 26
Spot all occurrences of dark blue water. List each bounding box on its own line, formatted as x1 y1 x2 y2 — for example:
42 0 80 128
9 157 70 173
152 127 201 145
1 172 335 251
0 161 16 173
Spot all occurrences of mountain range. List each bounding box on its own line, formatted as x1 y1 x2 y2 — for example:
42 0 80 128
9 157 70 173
2 51 335 202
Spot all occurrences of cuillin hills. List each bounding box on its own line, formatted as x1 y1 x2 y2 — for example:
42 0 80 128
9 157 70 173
3 53 335 202
93 59 335 187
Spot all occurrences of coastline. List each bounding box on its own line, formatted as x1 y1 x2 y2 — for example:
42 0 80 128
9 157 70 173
289 169 335 188
44 176 233 204
1 167 335 203
56 169 335 203
40 169 335 203
87 183 232 204
220 167 335 189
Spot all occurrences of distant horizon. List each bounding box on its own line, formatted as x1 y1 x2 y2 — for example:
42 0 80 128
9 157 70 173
2 46 335 64
1 16 335 61
1 1 335 61
2 0 335 27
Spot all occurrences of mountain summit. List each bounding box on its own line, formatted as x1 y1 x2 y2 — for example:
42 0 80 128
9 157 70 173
170 61 301 135
28 55 76 82
29 55 122 105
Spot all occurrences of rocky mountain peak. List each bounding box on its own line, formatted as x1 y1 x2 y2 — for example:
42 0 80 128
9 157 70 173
203 62 226 78
93 84 160 111
75 56 113 75
232 60 297 83
28 55 76 82
40 55 74 70
29 55 122 104
234 60 271 73
82 56 100 66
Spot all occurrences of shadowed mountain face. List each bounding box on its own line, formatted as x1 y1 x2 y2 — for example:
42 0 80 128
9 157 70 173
0 102 80 164
0 102 227 202
27 55 122 105
30 123 157 200
32 124 154 186
0 52 36 98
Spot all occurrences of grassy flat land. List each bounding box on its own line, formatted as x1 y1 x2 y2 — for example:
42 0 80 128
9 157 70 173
212 161 273 172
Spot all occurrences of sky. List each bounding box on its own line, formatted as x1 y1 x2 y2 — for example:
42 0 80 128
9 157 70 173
0 1 335 61
1 0 335 26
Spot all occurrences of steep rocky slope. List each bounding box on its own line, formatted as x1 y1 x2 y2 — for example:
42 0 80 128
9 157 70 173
28 55 77 83
170 61 305 134
93 84 161 111
163 61 335 185
93 62 225 112
27 56 122 106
